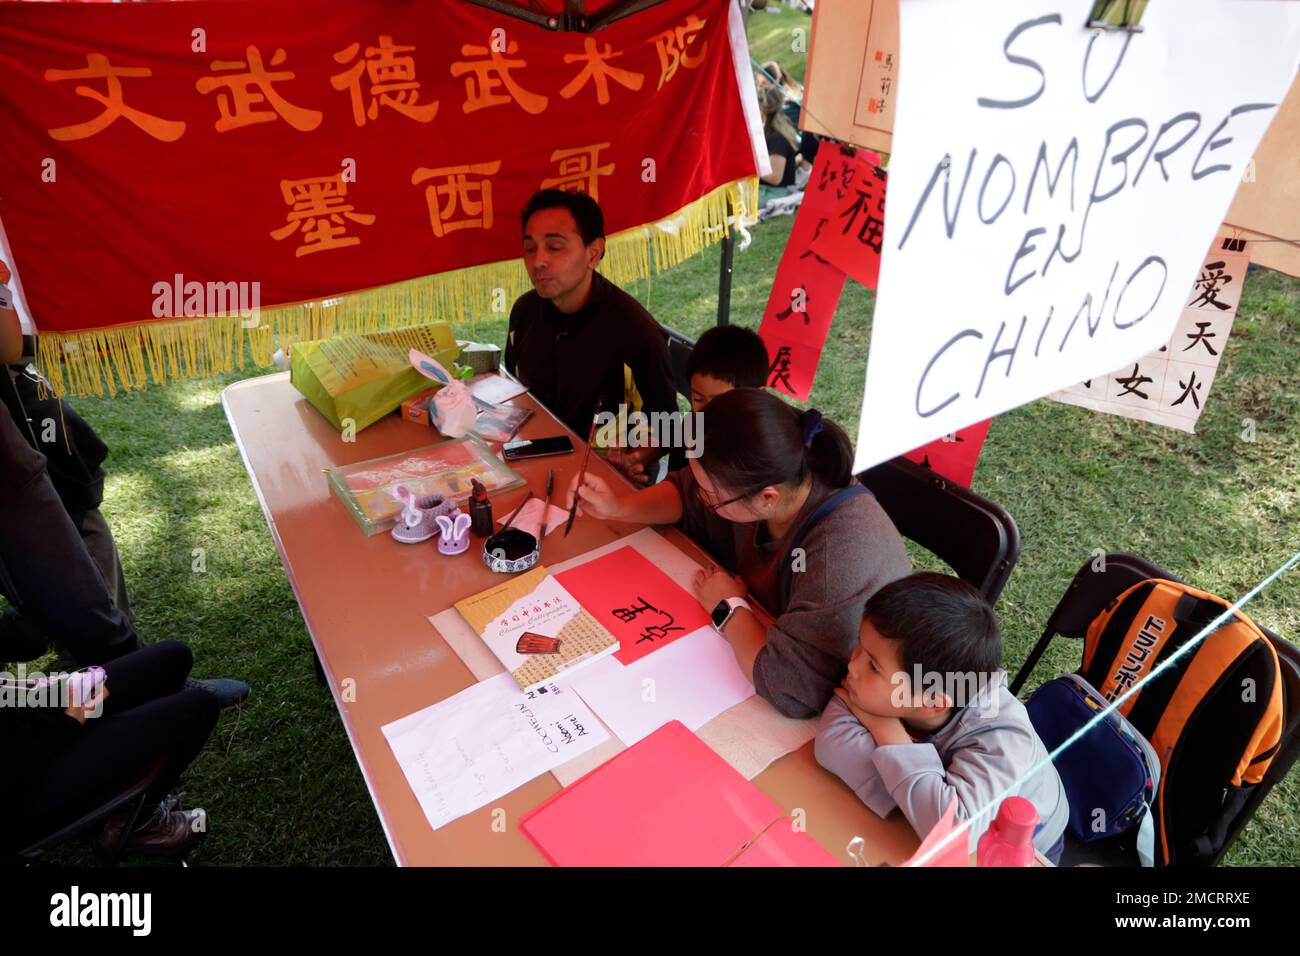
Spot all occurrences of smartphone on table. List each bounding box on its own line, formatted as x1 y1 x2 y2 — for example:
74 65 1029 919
502 436 575 461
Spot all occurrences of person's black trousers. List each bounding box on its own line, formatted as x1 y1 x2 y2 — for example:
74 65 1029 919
12 640 219 850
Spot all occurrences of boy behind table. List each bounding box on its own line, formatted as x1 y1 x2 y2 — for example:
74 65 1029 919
815 572 1069 862
686 324 769 412
644 325 768 479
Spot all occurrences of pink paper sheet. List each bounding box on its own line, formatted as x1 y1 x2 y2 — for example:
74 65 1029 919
555 546 712 665
728 821 841 867
520 721 784 867
903 798 970 867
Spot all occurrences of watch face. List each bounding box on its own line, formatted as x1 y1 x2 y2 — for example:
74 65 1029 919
711 599 731 629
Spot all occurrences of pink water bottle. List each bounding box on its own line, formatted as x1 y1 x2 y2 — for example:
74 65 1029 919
977 796 1038 867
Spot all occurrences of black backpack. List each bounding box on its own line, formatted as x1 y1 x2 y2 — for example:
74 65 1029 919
1 361 108 516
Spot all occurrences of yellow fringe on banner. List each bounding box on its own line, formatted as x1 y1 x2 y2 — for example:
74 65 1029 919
35 177 759 398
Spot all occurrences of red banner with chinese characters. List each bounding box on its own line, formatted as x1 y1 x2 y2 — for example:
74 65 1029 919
757 144 868 401
0 0 758 394
810 149 886 291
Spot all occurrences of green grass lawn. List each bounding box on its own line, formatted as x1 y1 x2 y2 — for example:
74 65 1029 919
747 2 813 85
18 1 1300 865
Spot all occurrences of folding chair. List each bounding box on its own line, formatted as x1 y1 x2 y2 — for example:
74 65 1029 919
855 455 1021 604
13 758 168 867
664 327 696 401
1010 552 1300 866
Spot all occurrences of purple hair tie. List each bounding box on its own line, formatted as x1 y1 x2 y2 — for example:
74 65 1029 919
801 409 824 448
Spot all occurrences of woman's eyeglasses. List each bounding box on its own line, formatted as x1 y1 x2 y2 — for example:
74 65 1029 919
695 482 752 513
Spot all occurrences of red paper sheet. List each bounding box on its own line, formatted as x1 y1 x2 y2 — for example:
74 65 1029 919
727 821 841 867
901 418 992 487
809 150 887 291
555 546 712 665
520 721 785 867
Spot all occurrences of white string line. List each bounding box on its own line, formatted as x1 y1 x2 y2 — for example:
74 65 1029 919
908 545 1300 867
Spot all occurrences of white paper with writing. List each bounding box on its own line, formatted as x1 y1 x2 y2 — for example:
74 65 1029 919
382 672 609 832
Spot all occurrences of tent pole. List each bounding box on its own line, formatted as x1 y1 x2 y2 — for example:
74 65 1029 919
717 195 734 327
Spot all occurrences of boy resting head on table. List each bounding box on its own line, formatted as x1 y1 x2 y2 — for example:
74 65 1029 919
815 572 1069 863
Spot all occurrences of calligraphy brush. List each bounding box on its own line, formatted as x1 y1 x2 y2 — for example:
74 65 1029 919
538 469 555 544
500 491 534 532
565 408 602 537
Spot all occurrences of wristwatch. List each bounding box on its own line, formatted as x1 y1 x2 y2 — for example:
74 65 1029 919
711 596 752 632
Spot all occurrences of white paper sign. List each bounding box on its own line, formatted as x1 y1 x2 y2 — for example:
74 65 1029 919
382 673 609 832
854 0 1300 470
569 626 756 747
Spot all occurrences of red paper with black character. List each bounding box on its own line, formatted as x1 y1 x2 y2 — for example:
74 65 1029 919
555 546 711 666
901 418 992 488
0 0 754 334
809 150 887 290
757 145 873 401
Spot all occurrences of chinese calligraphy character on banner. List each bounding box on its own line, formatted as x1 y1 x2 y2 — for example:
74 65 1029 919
411 160 502 237
450 36 548 115
196 46 322 132
560 37 644 105
45 54 187 142
540 143 614 200
653 14 709 90
270 175 375 256
331 36 440 126
1050 235 1252 432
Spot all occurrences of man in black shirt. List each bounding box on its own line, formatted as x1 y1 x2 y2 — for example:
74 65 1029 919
505 190 677 483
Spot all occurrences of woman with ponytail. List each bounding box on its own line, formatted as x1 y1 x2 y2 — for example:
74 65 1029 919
566 388 911 718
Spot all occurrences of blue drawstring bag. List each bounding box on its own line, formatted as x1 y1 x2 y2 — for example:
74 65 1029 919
1026 673 1161 866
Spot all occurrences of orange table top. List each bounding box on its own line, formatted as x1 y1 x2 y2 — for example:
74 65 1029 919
222 371 920 866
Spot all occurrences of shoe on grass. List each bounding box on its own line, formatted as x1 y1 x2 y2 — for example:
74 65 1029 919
97 801 207 859
185 677 251 709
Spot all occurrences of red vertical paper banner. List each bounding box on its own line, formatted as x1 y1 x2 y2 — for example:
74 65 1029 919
756 145 869 400
900 418 992 487
809 151 887 290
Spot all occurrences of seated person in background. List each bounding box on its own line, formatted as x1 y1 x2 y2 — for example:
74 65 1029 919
759 84 801 198
567 388 911 718
760 60 819 171
686 324 769 412
815 573 1069 863
505 190 677 484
